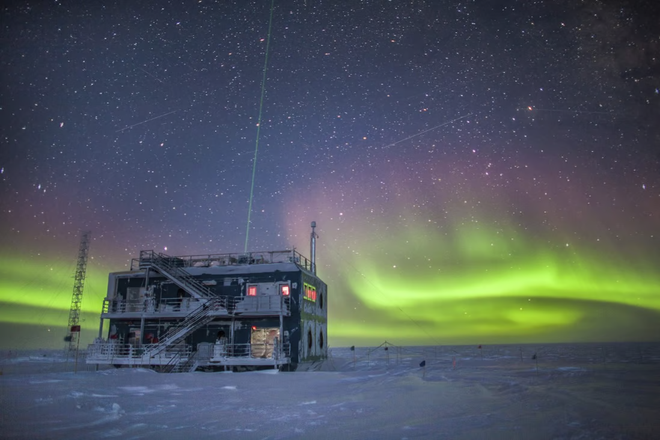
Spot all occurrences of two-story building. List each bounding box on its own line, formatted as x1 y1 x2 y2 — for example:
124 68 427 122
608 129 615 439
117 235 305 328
86 223 327 372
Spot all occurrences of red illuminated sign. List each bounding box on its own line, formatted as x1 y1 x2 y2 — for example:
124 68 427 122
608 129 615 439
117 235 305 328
281 285 290 296
247 285 257 296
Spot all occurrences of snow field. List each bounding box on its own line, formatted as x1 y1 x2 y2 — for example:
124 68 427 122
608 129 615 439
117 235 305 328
1 343 659 439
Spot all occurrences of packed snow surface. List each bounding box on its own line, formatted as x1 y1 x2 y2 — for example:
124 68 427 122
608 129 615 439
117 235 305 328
1 343 659 439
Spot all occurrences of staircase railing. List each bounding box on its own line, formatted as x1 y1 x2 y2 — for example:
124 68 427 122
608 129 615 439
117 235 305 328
143 298 224 357
172 350 200 373
162 351 182 373
138 250 215 300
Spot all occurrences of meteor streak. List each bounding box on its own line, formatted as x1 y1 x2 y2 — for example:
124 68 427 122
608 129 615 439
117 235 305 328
386 114 472 148
115 110 178 133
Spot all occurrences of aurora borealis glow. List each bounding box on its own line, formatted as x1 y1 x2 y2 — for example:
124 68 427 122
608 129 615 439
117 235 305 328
1 1 659 349
284 149 660 345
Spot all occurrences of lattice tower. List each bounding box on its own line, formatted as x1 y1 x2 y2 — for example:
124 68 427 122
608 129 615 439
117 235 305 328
65 231 91 351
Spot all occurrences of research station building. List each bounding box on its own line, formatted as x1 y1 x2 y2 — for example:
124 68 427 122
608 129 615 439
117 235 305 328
86 222 327 372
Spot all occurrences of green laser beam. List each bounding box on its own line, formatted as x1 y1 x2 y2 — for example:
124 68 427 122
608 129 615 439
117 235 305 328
244 0 276 253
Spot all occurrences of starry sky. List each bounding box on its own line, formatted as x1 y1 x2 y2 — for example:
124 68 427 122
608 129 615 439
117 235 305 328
1 0 659 349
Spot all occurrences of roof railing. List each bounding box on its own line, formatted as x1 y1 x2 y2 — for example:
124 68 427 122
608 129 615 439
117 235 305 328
130 249 314 272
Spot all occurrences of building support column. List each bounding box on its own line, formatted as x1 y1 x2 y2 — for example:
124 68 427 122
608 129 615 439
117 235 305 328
139 316 145 346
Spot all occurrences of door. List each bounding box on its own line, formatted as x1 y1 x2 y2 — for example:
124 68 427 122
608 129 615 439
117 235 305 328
250 327 280 358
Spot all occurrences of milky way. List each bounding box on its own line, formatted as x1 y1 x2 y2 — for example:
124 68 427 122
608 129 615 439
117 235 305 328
1 0 659 349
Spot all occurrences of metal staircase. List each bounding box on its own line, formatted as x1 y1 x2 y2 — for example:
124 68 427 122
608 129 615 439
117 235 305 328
137 251 234 372
171 350 201 373
143 298 224 359
138 250 215 300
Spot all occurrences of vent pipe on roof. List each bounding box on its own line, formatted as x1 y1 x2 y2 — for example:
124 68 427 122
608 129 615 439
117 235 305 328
310 221 317 274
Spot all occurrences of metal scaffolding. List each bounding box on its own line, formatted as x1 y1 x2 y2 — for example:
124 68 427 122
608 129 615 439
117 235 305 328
65 231 91 352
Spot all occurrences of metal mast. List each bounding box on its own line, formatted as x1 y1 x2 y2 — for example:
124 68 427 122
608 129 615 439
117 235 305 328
310 221 317 275
65 231 91 351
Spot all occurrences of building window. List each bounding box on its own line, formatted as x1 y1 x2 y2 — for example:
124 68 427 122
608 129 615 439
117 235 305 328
319 330 324 349
247 285 257 296
319 292 323 310
304 283 316 302
307 329 313 350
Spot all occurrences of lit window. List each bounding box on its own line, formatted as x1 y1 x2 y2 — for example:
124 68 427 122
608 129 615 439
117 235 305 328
281 284 290 296
303 283 316 302
247 285 257 296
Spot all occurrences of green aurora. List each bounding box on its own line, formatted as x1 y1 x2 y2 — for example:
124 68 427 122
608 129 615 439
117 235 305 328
322 222 660 346
0 254 110 349
2 223 658 350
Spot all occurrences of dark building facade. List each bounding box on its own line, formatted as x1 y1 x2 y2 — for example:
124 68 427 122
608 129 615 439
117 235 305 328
86 229 327 372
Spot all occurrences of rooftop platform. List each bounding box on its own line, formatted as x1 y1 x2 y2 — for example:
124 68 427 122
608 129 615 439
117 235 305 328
131 249 315 274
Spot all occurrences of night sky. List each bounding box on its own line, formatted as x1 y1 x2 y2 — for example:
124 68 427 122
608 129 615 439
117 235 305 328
1 0 659 349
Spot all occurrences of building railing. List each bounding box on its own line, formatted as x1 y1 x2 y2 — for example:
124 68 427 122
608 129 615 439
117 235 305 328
102 295 290 316
102 297 206 314
234 295 291 315
130 249 314 273
86 341 291 365
86 342 192 366
211 342 291 361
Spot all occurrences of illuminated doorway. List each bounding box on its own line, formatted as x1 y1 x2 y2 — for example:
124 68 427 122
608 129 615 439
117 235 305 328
251 327 280 358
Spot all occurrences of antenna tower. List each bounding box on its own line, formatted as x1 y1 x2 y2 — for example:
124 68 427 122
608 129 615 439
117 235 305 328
65 231 91 351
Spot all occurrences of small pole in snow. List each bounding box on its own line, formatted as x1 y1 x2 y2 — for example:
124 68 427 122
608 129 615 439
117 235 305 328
67 324 82 373
420 359 426 378
478 344 483 359
385 346 389 367
532 353 538 373
350 345 355 370
74 331 81 374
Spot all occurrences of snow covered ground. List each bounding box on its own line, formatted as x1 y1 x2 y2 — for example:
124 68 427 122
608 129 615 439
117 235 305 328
1 343 659 439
